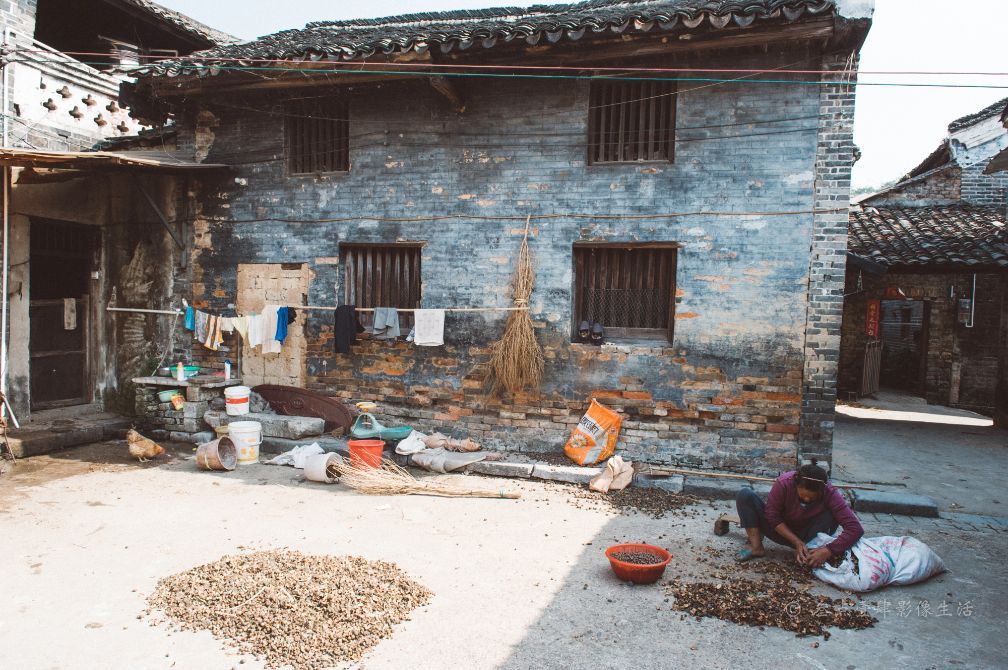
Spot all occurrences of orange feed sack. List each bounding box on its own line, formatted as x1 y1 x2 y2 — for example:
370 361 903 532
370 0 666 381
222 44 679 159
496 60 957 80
564 399 623 466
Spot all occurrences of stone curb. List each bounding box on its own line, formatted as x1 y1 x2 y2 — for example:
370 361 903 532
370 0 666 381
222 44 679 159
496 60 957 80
682 478 773 500
529 463 601 485
850 489 939 518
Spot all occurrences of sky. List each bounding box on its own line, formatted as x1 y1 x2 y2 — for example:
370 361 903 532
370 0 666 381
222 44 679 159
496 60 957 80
160 0 1008 190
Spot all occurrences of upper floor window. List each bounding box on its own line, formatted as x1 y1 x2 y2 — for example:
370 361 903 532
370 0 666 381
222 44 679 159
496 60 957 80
341 243 422 310
572 243 677 341
285 98 350 174
587 80 676 164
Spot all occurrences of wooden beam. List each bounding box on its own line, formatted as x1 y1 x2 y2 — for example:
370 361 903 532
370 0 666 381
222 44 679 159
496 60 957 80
429 75 465 112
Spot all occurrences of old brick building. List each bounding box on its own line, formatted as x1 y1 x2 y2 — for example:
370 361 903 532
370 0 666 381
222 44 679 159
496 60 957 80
840 97 1008 419
127 0 874 472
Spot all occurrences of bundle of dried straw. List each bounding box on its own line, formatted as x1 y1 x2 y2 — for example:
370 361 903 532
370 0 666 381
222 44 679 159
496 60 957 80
337 458 521 499
487 216 544 395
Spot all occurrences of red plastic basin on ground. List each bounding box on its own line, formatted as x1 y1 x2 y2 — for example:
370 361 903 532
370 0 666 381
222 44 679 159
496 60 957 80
605 543 672 584
348 439 385 469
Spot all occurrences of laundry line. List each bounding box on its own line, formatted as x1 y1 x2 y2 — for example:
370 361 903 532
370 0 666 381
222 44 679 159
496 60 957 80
105 304 527 316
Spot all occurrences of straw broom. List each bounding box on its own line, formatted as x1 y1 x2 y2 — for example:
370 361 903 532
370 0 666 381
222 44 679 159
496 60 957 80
337 458 522 499
487 216 544 395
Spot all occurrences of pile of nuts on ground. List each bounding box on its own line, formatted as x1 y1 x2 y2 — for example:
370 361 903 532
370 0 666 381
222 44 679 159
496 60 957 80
571 485 697 518
667 576 875 638
610 550 666 565
145 549 432 669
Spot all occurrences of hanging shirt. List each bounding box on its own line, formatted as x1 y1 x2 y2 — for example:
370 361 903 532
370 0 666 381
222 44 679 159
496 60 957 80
370 307 400 340
232 316 249 341
184 305 195 331
260 305 282 354
246 314 263 349
220 317 235 333
334 304 361 354
275 306 289 343
194 310 210 343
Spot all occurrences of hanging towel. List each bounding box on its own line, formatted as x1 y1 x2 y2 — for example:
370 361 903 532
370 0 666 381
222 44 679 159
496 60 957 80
184 305 195 331
413 309 445 346
194 310 210 342
246 314 263 349
275 306 289 343
370 307 400 340
261 306 282 353
287 308 297 325
63 298 77 330
220 317 235 333
334 304 361 354
232 316 249 341
203 315 223 351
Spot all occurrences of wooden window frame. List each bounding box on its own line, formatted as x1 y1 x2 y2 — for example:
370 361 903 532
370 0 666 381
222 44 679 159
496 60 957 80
572 242 678 342
285 97 350 175
587 79 676 165
340 242 423 312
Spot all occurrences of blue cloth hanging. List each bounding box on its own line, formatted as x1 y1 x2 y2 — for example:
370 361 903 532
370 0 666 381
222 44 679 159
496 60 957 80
184 305 195 331
275 306 289 343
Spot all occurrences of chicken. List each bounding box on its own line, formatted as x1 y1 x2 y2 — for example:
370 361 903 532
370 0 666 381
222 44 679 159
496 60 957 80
127 429 165 462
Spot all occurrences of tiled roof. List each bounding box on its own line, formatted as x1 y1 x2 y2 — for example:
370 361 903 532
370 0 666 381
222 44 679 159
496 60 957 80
115 0 238 46
948 95 1008 133
848 205 1008 268
136 0 835 76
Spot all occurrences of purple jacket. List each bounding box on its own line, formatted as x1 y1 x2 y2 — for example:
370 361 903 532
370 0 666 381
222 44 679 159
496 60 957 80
765 471 864 556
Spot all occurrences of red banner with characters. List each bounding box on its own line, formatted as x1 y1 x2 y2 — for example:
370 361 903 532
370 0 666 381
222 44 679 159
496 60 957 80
865 299 880 338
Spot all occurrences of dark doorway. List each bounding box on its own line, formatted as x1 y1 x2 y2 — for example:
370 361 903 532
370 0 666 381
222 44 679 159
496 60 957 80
878 299 929 394
29 219 97 409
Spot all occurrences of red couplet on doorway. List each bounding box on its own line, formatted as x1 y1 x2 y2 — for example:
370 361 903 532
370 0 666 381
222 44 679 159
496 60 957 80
865 299 880 338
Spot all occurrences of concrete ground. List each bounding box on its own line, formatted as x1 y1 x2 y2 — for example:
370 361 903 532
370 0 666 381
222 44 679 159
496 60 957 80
1 441 1006 670
835 391 1008 517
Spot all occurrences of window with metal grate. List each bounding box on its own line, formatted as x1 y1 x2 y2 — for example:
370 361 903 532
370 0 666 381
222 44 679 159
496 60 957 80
285 98 350 174
341 243 423 310
572 244 677 341
587 79 676 164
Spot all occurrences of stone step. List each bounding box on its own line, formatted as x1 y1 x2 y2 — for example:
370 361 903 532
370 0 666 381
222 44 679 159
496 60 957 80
203 410 327 440
7 415 132 458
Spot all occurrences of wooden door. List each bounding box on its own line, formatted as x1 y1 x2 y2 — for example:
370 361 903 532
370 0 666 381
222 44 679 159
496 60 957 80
236 263 310 387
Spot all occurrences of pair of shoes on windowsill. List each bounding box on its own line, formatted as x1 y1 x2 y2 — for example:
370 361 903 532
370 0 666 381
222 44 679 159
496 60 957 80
578 320 605 345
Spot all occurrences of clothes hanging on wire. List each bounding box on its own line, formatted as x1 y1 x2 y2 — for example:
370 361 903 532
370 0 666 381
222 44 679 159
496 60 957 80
412 309 445 346
194 310 210 343
334 304 362 354
232 315 249 341
275 306 289 343
261 305 282 353
184 305 195 331
203 314 223 351
370 307 400 340
246 313 263 348
220 317 235 333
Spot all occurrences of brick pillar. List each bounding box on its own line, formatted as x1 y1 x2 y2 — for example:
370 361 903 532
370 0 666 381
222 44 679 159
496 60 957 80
799 52 859 468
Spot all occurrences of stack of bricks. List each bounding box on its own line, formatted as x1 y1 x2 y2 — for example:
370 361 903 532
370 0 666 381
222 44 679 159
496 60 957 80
133 384 218 443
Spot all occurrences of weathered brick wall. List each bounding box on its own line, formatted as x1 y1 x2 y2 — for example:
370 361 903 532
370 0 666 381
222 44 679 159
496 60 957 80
961 159 1008 207
176 49 855 473
860 167 961 206
838 269 1004 415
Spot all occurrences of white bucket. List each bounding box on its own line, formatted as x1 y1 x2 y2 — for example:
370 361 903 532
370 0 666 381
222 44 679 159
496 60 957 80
224 385 251 416
304 452 342 484
229 420 262 464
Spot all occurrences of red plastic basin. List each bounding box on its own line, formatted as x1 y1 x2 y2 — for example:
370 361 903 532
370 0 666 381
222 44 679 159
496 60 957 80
348 439 385 469
605 543 672 584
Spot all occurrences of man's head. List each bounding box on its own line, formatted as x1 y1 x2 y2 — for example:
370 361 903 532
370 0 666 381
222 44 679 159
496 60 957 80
796 459 828 504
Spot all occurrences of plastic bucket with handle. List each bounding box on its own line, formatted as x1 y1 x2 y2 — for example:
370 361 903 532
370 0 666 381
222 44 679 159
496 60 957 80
224 385 251 416
348 439 384 469
229 421 262 464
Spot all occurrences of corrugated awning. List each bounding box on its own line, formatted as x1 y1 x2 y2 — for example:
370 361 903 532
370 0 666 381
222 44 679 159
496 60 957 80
0 148 230 172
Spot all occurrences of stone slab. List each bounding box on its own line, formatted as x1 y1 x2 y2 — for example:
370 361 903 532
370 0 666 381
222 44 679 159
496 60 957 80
468 461 535 478
169 431 214 445
633 474 685 493
682 477 772 500
851 489 939 518
259 435 348 456
204 409 325 440
530 463 601 485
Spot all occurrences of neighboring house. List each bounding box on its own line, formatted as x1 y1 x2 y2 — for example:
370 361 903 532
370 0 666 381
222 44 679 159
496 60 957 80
126 0 873 472
0 1 233 421
840 96 1008 419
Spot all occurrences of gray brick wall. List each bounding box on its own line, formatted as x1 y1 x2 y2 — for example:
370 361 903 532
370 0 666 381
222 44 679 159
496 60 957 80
176 49 857 472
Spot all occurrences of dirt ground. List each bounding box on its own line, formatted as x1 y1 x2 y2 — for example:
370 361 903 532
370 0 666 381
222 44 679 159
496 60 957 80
1 442 1006 670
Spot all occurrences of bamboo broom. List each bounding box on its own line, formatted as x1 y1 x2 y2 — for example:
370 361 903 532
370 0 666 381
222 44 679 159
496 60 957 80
336 458 521 499
487 216 544 395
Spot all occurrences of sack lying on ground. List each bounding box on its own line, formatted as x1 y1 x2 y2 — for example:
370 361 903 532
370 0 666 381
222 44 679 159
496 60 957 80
589 455 634 493
564 399 622 466
807 531 946 592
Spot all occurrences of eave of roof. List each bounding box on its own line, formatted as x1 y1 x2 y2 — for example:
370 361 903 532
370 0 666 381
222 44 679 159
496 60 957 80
109 0 238 46
948 95 1008 133
134 0 840 78
0 148 229 172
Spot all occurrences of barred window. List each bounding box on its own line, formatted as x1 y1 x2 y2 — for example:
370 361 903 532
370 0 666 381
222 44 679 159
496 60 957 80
572 244 677 340
341 243 422 310
285 98 350 174
587 80 676 164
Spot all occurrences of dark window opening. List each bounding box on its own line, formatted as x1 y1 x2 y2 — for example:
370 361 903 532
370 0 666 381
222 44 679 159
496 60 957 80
341 243 422 312
285 98 350 174
573 244 677 341
587 80 676 164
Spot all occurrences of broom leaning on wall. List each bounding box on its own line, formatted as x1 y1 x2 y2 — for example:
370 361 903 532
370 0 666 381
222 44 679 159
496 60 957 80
487 216 544 396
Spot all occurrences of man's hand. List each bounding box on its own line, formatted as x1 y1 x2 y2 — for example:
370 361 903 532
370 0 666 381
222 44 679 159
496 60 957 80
794 542 810 564
806 547 832 568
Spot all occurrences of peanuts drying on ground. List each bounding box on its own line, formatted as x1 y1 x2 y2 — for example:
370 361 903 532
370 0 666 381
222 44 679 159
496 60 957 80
666 576 875 638
611 551 666 565
145 549 432 670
